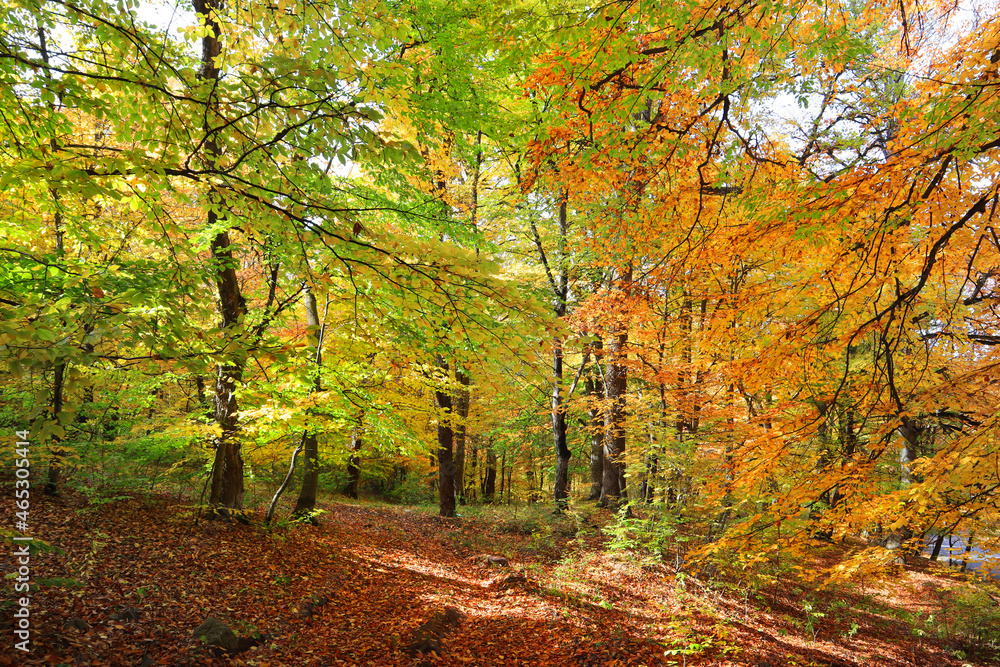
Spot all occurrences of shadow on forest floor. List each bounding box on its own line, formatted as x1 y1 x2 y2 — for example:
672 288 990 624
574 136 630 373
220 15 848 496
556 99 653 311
2 490 998 666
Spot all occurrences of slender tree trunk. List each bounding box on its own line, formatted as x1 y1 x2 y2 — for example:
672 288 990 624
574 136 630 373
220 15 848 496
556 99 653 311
808 400 831 538
641 428 658 504
676 291 692 442
194 375 213 419
435 356 456 517
530 192 573 510
883 417 920 554
526 448 536 503
552 334 571 510
600 354 627 506
265 433 304 525
293 286 324 520
482 446 497 502
453 367 471 505
37 22 65 497
267 286 325 524
552 195 572 509
930 533 944 561
829 407 857 511
586 346 605 501
899 417 920 488
710 381 738 540
506 466 513 505
344 415 363 500
960 531 975 572
467 436 478 503
498 451 506 502
600 266 630 507
601 336 628 505
44 362 64 495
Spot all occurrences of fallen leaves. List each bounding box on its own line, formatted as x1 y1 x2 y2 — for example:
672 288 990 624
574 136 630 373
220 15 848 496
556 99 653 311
1 491 993 666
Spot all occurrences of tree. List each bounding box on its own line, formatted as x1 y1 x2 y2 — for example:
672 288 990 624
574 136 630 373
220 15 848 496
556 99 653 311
1 0 540 518
292 285 324 521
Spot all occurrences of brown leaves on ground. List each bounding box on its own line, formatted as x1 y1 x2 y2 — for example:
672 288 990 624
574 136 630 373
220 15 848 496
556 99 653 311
1 491 995 666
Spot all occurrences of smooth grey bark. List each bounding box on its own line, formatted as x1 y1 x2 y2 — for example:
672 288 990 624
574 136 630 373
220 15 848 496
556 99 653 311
265 433 304 525
267 286 325 524
882 418 921 553
293 286 324 521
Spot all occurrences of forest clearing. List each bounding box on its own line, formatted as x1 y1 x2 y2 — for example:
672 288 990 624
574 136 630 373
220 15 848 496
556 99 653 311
3 489 1000 666
4 0 1000 664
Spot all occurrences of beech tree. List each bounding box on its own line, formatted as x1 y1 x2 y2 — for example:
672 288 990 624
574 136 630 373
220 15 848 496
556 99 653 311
1 0 536 518
4 0 999 576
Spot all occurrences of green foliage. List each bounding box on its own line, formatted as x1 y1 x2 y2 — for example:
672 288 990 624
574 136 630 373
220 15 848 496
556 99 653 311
382 471 437 505
1 530 63 556
603 503 694 565
928 583 1000 649
72 433 205 496
74 486 133 513
802 597 825 642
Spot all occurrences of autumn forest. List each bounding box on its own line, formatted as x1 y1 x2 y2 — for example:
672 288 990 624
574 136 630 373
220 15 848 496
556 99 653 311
3 0 1000 664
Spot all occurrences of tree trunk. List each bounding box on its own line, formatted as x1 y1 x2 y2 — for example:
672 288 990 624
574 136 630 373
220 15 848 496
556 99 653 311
526 448 536 503
38 22 65 497
600 267 630 507
601 330 628 506
206 236 247 515
453 367 471 505
552 335 571 510
44 362 65 496
530 193 573 510
482 445 497 502
265 433 304 525
194 375 213 419
930 533 944 561
195 0 249 517
640 429 658 504
436 356 456 517
586 342 605 501
883 417 921 554
344 416 363 500
294 286 324 521
498 451 506 502
467 436 478 503
676 291 692 442
960 532 975 572
829 407 857 511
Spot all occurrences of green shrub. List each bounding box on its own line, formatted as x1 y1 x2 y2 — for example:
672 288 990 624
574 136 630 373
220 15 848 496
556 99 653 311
383 468 435 505
935 583 1000 648
604 503 693 564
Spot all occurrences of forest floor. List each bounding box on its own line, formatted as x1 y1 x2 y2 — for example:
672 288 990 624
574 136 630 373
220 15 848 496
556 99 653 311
3 489 999 667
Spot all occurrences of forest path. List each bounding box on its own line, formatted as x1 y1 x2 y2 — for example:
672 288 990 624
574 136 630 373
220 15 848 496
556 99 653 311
3 494 664 666
2 492 989 666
